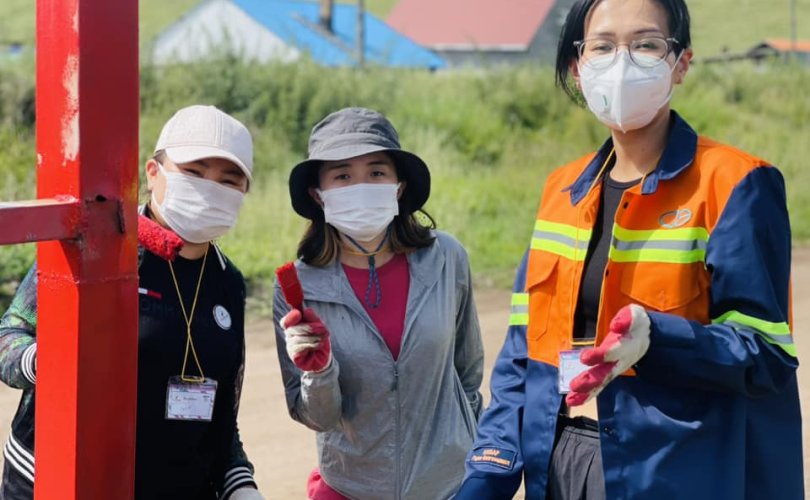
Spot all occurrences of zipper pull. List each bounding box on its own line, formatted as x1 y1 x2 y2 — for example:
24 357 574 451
391 367 399 391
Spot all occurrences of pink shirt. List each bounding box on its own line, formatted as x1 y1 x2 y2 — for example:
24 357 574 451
342 253 410 361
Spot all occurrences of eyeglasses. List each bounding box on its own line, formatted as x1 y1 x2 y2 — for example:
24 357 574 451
574 37 679 69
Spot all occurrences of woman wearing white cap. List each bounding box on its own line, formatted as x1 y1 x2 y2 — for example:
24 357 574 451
0 105 265 500
274 107 484 500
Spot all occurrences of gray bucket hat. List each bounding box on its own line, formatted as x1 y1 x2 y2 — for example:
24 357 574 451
289 107 431 219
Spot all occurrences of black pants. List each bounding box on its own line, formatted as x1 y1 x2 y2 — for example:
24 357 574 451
0 459 33 500
547 415 606 500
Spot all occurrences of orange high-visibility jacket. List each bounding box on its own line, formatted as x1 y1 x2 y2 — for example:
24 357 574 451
460 112 802 499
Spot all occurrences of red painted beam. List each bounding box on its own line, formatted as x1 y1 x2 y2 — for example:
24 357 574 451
0 198 82 245
34 0 139 498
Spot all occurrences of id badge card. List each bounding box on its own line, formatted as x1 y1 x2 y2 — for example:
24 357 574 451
166 376 218 421
558 350 588 394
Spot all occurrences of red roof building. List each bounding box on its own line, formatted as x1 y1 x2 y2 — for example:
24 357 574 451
758 38 810 54
387 0 576 66
702 38 810 65
747 38 810 64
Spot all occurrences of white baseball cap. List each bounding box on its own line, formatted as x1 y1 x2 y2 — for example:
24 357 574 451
154 105 253 182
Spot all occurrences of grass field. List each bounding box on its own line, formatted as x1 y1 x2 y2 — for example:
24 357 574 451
1 57 809 296
0 0 199 48
689 0 810 54
0 1 808 303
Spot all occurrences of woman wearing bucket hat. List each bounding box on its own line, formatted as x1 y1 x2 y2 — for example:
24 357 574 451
273 107 484 500
0 105 264 500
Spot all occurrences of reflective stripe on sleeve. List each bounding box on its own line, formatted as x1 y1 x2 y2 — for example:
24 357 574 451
508 293 529 326
713 310 796 357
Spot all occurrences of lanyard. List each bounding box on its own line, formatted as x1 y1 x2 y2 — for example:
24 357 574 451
168 246 209 382
344 229 391 309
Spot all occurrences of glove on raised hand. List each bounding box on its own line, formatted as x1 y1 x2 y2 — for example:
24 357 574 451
566 304 651 406
281 308 332 373
229 487 266 500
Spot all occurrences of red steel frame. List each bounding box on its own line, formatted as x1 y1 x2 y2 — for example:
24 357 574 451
0 0 139 498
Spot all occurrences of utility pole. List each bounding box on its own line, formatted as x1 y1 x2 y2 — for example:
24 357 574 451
320 0 334 33
357 0 366 67
790 0 797 62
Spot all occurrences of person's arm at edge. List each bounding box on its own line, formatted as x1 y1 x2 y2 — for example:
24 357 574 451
0 264 39 389
272 279 342 432
219 276 260 499
455 252 529 499
451 239 485 418
637 166 797 395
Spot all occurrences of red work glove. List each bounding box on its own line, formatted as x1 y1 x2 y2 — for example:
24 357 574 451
566 304 651 406
280 308 332 373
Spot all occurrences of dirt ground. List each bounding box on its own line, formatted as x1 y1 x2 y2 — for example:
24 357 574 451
1 249 810 498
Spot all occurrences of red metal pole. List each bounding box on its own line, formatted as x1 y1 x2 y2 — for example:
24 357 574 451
34 0 139 498
0 198 81 245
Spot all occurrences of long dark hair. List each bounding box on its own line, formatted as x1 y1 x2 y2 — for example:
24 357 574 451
554 0 691 101
297 165 436 267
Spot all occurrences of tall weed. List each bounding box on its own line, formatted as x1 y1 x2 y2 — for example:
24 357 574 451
0 60 808 300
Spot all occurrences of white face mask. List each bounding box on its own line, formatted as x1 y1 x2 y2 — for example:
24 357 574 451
317 183 400 242
151 162 245 244
579 51 679 133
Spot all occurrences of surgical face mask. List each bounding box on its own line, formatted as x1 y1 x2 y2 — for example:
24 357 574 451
151 162 245 244
317 183 400 242
579 51 679 133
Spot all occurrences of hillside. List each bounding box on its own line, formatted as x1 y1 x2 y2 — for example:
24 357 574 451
0 0 807 56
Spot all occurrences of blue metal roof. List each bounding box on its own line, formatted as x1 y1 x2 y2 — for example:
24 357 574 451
232 0 446 68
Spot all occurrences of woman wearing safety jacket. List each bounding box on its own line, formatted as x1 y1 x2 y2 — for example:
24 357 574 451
457 0 803 499
274 107 484 499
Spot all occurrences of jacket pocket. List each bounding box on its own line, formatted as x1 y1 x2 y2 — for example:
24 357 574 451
526 254 560 340
619 262 707 312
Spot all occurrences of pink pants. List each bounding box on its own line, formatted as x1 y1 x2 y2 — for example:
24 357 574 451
307 468 350 500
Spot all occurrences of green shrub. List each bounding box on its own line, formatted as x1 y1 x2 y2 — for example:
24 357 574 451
0 60 808 308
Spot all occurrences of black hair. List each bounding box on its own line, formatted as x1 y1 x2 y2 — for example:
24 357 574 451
555 0 691 101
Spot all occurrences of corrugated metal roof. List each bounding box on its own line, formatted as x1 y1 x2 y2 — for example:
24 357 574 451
763 38 810 53
387 0 556 50
233 0 446 67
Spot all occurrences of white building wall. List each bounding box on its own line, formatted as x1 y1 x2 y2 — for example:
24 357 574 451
152 0 300 64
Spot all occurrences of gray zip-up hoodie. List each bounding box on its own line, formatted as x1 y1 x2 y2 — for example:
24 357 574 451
274 231 484 500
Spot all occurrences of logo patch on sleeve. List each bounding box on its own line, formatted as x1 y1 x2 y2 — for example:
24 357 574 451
469 447 516 471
